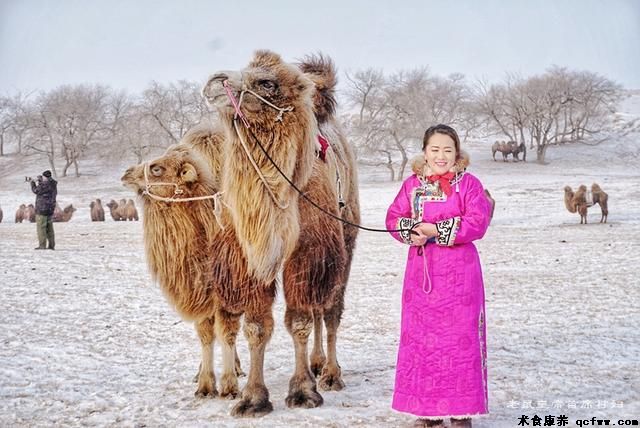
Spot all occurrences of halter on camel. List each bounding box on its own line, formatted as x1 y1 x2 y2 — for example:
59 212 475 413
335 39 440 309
141 161 225 228
221 79 418 236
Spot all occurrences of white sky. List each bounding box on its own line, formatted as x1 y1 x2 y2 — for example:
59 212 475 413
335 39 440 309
1 0 639 94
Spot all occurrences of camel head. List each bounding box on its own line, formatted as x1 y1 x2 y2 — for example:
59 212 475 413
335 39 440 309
106 200 118 210
297 53 337 125
203 50 316 133
121 145 216 201
63 204 76 214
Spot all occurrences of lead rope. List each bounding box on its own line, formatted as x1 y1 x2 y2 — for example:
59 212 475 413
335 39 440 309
421 245 432 294
224 80 291 209
141 162 226 229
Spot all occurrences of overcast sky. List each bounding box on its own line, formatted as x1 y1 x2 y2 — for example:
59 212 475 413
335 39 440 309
1 0 639 95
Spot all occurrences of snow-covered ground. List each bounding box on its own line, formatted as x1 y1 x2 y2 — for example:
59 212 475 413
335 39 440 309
1 105 639 427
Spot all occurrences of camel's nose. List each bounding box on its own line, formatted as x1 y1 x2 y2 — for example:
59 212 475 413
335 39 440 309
121 166 136 183
202 71 242 101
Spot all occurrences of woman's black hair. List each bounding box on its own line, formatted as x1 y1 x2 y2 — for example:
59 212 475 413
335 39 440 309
422 124 461 159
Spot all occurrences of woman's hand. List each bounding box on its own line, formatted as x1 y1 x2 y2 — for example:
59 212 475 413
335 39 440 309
411 223 438 244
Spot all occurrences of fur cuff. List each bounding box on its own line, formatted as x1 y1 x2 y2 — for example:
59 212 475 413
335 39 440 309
435 216 460 246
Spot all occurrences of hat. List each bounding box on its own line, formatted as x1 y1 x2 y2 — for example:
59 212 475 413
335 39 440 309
42 170 52 178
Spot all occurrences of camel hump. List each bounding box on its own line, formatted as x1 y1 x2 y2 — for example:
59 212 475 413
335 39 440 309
298 53 337 124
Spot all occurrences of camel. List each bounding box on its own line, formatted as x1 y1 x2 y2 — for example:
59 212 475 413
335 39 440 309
90 199 105 221
15 204 26 223
564 184 609 224
590 183 609 223
122 141 276 417
484 189 496 221
52 204 76 222
492 140 526 162
25 204 36 222
106 200 125 221
203 51 360 408
124 199 139 221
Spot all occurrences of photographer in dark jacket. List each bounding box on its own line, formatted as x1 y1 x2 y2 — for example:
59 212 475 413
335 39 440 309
29 170 57 250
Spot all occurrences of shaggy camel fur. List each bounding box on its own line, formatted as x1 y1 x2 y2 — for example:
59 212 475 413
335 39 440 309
564 183 608 224
52 204 76 222
15 204 26 223
122 140 276 417
203 51 360 408
90 199 105 221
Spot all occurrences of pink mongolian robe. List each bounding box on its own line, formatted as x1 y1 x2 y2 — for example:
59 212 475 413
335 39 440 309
386 169 492 418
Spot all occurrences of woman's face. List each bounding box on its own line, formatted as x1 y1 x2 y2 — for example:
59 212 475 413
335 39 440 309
424 133 457 175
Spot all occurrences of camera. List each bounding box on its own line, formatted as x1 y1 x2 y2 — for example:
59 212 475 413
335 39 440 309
25 176 32 182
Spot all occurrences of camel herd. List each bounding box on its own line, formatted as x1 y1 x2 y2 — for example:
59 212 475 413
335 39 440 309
1 198 138 223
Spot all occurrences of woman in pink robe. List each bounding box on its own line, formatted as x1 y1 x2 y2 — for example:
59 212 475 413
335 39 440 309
386 125 492 428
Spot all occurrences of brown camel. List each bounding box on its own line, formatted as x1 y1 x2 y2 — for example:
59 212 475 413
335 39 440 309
122 140 277 417
52 204 76 222
15 204 26 223
90 199 105 221
203 51 360 408
591 183 609 223
124 199 139 221
106 200 125 221
492 140 526 162
564 184 608 224
25 204 36 222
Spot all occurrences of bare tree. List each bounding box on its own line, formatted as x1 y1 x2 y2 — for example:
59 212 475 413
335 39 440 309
474 68 623 163
139 80 209 147
344 68 476 180
24 85 114 177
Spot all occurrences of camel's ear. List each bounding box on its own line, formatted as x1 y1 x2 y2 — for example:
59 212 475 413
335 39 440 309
181 163 198 183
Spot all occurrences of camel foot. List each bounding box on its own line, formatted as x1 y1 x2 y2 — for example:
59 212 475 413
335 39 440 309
310 355 326 377
318 366 345 391
285 388 324 408
194 385 218 398
219 373 240 400
285 374 323 408
231 386 273 417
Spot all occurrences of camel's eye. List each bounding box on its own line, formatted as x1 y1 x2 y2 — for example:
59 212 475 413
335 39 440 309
150 164 165 177
257 79 277 92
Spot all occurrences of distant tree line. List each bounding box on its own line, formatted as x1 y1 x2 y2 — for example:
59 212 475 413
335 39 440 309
0 66 624 180
0 81 211 177
342 66 624 179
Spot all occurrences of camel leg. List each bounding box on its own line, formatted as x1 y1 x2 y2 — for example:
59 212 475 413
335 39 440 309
318 288 346 391
310 309 326 377
235 347 245 377
216 310 241 399
284 307 324 408
195 317 218 397
231 307 274 417
601 202 608 223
